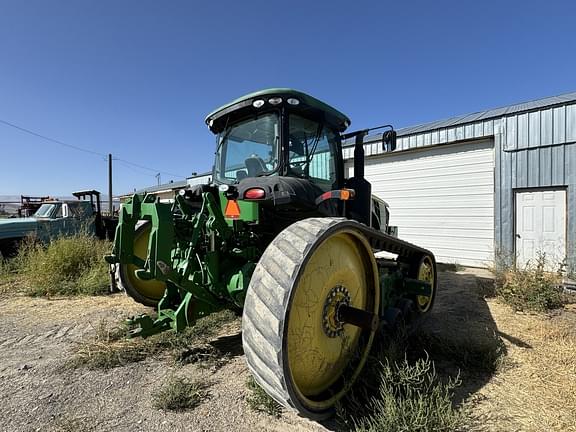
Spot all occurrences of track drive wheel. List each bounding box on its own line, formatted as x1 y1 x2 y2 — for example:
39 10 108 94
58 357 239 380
413 254 437 314
242 218 379 419
116 223 166 307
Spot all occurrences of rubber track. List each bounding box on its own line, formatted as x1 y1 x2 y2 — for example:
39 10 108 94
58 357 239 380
242 217 341 419
242 216 434 419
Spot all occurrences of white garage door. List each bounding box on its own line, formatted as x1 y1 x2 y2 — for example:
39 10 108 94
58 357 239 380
348 139 494 267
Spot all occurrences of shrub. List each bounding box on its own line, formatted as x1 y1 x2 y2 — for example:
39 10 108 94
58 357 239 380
152 376 209 411
337 331 469 432
17 233 112 296
350 357 464 432
496 253 566 312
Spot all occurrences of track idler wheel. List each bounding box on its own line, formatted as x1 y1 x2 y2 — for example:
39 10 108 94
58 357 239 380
242 218 379 419
413 255 437 314
117 223 167 307
399 255 438 319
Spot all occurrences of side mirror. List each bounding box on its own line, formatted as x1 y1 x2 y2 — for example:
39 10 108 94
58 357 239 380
383 130 397 152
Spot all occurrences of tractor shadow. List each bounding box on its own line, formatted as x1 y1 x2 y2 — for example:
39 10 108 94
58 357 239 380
209 332 244 358
326 269 516 431
179 333 244 367
416 269 507 404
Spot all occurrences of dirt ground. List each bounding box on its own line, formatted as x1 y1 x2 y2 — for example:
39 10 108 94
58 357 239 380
0 270 575 432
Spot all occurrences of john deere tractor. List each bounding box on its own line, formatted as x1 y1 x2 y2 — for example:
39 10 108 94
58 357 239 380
106 89 436 419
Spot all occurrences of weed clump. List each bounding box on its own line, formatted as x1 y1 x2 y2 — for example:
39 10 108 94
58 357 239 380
246 376 282 417
12 233 112 296
348 357 464 432
337 328 471 432
152 376 209 411
495 253 567 312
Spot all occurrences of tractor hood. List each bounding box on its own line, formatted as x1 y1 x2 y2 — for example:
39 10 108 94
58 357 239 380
0 217 38 240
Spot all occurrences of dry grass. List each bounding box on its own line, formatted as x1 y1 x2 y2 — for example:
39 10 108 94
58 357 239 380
468 301 576 431
48 415 96 432
152 375 209 411
337 327 472 432
492 252 571 312
245 376 282 418
2 233 112 297
69 310 239 369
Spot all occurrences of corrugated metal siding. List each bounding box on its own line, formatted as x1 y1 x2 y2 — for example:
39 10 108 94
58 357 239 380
496 102 576 269
342 118 499 160
345 95 576 269
378 91 576 138
343 91 576 161
187 174 212 186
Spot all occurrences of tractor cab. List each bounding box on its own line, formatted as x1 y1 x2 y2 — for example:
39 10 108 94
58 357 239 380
206 89 348 193
205 88 395 228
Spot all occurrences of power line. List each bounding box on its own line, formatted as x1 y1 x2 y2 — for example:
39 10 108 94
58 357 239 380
114 159 158 177
113 157 186 178
0 118 107 158
0 118 187 179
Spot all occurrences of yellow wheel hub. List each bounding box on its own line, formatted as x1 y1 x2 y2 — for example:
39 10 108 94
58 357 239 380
416 255 435 312
286 229 378 410
125 225 165 301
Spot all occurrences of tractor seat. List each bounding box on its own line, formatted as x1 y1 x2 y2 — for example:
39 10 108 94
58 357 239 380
236 170 248 180
245 156 267 177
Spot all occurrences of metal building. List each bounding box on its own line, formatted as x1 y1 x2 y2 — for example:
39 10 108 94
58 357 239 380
118 172 212 203
344 92 576 269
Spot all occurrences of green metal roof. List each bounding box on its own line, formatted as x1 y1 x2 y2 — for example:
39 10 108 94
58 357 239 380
204 88 351 132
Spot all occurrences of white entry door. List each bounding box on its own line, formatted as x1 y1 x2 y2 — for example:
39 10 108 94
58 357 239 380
515 189 566 267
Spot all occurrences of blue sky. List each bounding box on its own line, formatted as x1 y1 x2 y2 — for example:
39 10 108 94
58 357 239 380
1 0 575 196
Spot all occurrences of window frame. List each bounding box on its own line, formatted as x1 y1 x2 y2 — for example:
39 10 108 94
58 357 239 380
285 112 343 190
214 110 281 184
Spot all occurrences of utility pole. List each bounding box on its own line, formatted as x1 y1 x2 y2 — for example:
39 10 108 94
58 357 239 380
155 173 161 186
108 153 113 215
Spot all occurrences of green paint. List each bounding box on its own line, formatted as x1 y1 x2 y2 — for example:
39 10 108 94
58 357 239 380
107 191 260 337
218 192 259 225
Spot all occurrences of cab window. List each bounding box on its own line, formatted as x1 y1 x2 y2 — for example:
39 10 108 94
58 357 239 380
67 201 92 217
288 114 338 191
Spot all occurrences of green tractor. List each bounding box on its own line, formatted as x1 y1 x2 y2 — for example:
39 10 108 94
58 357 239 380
106 89 436 419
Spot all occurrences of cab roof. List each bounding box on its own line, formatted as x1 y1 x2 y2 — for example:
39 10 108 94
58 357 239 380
205 88 351 133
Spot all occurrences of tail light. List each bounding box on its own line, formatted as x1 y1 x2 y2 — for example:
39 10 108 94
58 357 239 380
244 188 266 200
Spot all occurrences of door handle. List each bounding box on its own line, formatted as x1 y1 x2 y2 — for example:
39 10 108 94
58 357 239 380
515 234 521 239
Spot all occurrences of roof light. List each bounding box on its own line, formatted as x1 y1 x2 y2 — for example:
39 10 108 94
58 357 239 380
244 188 266 200
252 99 265 108
268 97 282 105
218 184 229 192
287 98 300 106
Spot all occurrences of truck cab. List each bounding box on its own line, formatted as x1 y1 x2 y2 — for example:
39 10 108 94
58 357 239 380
0 190 116 257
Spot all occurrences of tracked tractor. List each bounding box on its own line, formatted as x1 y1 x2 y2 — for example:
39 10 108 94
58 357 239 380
105 89 436 419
